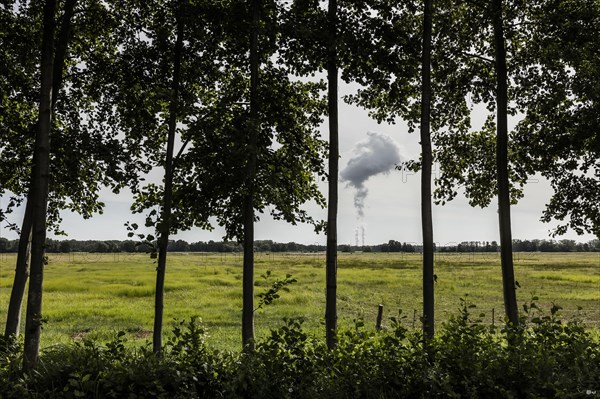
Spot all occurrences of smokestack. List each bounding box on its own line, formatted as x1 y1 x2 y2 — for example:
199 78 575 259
361 225 365 247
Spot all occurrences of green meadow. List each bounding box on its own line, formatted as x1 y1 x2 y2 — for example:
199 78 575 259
0 251 598 351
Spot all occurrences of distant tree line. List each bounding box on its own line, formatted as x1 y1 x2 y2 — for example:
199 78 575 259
437 239 600 253
0 237 597 254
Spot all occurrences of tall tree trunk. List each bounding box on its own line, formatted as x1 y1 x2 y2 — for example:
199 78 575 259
325 0 338 350
22 0 57 371
491 0 519 326
421 0 435 341
153 6 183 356
242 0 260 351
4 200 33 337
4 0 76 340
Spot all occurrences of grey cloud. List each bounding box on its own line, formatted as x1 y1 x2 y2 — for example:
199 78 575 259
341 131 401 218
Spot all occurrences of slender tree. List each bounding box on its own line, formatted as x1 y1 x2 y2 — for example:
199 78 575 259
127 1 327 352
22 0 57 371
241 0 261 351
420 0 435 340
153 1 184 355
4 0 77 339
336 0 432 337
491 0 518 326
4 200 32 338
325 0 338 349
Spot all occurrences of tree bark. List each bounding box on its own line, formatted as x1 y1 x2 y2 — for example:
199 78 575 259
23 0 57 371
421 0 435 341
325 0 338 350
242 0 260 351
491 0 519 326
4 200 33 337
153 5 183 356
4 0 76 340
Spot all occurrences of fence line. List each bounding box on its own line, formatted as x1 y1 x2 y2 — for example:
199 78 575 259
384 306 600 331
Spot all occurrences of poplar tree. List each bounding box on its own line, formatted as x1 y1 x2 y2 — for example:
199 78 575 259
153 0 184 356
325 0 339 349
22 0 57 370
128 0 327 351
420 0 435 339
2 0 137 341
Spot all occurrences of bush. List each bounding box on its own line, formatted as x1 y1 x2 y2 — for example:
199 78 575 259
227 317 327 398
1 305 598 398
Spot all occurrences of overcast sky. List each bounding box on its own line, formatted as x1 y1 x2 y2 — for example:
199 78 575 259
1 82 596 246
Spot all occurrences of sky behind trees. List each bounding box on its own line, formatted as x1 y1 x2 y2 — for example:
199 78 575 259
1 81 594 246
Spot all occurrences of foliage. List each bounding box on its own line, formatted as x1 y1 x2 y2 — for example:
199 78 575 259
122 0 328 243
228 317 326 398
1 237 598 254
511 0 600 237
0 319 224 398
255 270 298 312
333 0 599 238
0 0 141 233
1 303 598 398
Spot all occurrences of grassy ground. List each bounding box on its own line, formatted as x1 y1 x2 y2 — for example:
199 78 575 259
0 251 598 351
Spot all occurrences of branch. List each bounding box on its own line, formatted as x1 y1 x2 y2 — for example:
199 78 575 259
461 51 494 64
173 93 240 163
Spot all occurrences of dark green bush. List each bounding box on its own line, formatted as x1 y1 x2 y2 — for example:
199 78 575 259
227 317 327 398
1 305 598 398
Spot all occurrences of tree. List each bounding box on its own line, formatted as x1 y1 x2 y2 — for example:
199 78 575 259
58 240 71 253
417 0 522 326
336 0 529 327
128 0 327 351
4 201 33 338
241 0 261 351
491 0 518 326
116 0 242 350
3 0 77 339
152 0 184 356
511 0 600 238
120 240 137 252
1 4 36 332
428 0 599 325
427 0 599 323
94 241 109 253
112 0 225 354
278 0 338 346
420 0 435 340
169 239 190 252
0 238 9 253
22 0 57 371
3 0 138 339
325 0 339 349
338 0 435 336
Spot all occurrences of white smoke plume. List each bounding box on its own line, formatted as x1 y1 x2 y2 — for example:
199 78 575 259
341 131 401 219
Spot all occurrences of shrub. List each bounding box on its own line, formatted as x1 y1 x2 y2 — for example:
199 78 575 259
1 305 598 398
227 317 326 398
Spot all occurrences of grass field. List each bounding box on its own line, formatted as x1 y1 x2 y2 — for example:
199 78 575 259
0 251 598 351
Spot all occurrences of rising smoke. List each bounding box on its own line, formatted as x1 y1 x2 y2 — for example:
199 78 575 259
341 132 401 244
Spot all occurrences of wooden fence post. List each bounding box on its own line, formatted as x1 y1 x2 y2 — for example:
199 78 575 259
376 304 384 330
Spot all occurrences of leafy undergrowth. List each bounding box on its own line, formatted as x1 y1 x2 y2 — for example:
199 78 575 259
1 303 599 398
